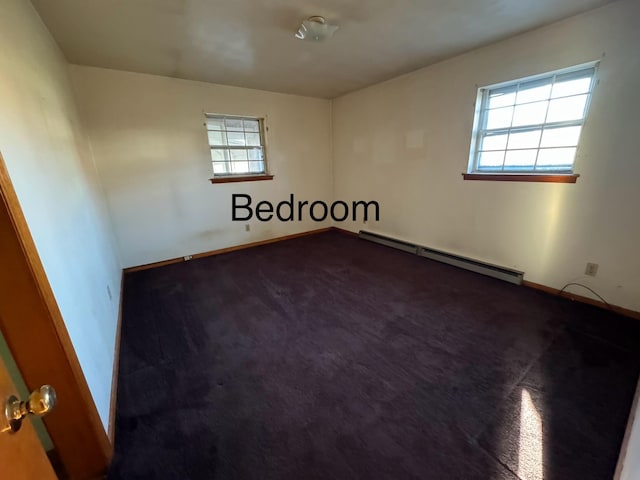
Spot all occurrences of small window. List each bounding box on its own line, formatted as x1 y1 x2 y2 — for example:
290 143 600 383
205 114 268 178
467 64 597 177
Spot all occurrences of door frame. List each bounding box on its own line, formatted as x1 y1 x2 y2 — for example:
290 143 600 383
0 152 111 478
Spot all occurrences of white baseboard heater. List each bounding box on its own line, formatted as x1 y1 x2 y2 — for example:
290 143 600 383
358 230 524 285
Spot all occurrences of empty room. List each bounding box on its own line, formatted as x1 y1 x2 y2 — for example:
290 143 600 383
1 0 640 478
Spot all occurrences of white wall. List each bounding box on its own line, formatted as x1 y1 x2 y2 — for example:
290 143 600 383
70 66 333 268
0 0 122 430
332 0 640 313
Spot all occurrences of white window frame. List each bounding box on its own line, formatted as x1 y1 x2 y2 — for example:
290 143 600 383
467 62 599 176
205 113 269 178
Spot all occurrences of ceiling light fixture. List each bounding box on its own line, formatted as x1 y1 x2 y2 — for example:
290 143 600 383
295 16 339 42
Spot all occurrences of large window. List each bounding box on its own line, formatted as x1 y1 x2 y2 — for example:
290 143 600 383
205 114 268 180
467 64 597 178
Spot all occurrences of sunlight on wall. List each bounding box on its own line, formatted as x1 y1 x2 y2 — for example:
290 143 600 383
537 186 568 278
518 388 544 480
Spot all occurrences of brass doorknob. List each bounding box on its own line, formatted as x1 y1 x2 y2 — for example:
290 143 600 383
2 385 57 433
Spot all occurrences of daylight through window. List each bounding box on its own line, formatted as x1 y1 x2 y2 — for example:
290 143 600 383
205 114 267 177
468 64 597 174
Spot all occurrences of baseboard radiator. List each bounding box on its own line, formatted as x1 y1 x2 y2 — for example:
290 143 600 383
358 230 524 285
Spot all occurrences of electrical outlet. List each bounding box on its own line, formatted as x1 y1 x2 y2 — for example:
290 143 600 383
184 255 193 261
585 262 599 276
245 224 250 232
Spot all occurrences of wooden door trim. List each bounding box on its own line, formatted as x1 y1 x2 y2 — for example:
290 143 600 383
108 272 124 443
0 152 111 478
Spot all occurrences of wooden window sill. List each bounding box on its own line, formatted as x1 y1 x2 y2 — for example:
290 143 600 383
462 173 579 184
210 174 274 184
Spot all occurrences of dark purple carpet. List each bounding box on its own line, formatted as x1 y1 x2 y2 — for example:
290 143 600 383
109 231 640 480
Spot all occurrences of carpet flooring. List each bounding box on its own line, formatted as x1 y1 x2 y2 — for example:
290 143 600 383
109 231 640 480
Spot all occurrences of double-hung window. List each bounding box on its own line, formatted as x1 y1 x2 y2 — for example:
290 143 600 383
206 114 269 180
467 64 597 179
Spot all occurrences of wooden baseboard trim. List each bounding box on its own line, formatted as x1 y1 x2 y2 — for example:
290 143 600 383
331 226 359 237
124 227 334 273
122 231 639 320
124 256 183 273
522 280 640 320
107 272 124 446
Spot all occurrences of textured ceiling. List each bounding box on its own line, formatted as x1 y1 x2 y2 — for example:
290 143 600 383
31 0 614 98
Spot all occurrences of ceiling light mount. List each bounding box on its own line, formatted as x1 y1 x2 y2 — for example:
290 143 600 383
295 16 339 42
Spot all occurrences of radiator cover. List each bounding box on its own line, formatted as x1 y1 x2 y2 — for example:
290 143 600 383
358 230 524 285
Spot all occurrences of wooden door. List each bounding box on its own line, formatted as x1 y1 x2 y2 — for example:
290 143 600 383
0 355 56 479
0 152 111 478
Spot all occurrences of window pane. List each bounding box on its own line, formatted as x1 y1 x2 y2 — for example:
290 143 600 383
507 130 542 150
211 149 229 161
226 132 246 146
230 149 248 161
224 118 243 131
243 119 260 132
546 95 588 122
248 148 263 160
478 151 505 169
540 126 582 148
231 161 250 174
481 132 508 151
516 79 551 104
470 67 593 175
213 162 229 174
504 149 537 169
512 101 548 127
206 117 225 130
245 132 261 146
488 88 516 109
536 147 576 169
206 115 266 177
486 106 513 129
249 161 264 173
208 131 226 146
552 70 593 98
